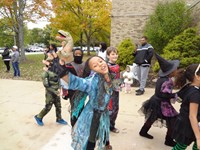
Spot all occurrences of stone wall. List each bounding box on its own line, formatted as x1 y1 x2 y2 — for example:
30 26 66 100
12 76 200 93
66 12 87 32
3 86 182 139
189 1 200 32
110 0 200 46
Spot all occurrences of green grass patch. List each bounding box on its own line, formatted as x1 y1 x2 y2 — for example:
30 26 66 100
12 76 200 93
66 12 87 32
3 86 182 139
0 53 95 81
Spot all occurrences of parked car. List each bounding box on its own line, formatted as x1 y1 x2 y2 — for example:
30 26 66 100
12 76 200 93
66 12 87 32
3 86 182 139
93 47 100 52
80 46 100 52
25 48 31 52
29 46 44 52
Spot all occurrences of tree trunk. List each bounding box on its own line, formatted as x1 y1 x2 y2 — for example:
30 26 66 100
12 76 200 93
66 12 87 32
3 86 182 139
80 32 83 48
86 38 91 56
84 31 91 56
18 0 26 61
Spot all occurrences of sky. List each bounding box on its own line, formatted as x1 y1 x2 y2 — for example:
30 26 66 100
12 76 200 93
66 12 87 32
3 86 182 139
27 21 50 29
26 0 52 29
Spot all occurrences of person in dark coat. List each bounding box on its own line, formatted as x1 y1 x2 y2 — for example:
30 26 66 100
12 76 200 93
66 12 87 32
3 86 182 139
1 47 11 72
133 36 154 95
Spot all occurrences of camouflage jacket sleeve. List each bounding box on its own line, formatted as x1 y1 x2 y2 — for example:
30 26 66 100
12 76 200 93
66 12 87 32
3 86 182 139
41 71 59 95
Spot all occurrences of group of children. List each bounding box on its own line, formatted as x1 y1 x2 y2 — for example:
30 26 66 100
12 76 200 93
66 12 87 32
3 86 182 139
33 30 200 150
139 54 200 150
34 31 123 150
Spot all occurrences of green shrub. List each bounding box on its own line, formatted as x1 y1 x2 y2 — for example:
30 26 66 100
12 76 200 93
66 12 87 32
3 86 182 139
153 28 200 72
116 38 135 71
144 0 192 54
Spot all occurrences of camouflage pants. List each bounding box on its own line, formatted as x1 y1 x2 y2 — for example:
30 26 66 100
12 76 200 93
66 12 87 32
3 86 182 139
37 90 62 120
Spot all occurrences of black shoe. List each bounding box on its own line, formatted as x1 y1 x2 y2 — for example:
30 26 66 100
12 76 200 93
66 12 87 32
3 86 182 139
62 96 68 100
110 127 120 133
136 89 145 95
165 136 176 147
139 132 154 139
165 140 176 147
135 89 140 92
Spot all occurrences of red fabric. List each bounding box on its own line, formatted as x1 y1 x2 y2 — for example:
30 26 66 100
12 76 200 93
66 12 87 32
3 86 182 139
108 64 120 79
62 88 68 96
108 99 113 110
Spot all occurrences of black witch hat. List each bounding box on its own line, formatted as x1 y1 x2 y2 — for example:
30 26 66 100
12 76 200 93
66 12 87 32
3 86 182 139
155 53 180 77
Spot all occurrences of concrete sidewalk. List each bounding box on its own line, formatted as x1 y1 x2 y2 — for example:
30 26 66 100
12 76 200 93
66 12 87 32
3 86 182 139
0 79 185 150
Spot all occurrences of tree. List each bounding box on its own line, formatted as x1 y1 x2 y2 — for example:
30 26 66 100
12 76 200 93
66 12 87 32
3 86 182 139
0 0 51 61
144 0 193 54
153 28 200 72
42 25 52 46
28 28 44 45
50 0 111 55
25 25 53 47
0 18 14 47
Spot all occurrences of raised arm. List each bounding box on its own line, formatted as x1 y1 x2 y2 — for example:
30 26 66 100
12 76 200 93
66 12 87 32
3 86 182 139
56 30 73 63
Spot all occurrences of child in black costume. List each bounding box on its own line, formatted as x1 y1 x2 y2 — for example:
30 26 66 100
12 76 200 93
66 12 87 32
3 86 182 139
61 48 85 127
172 64 200 150
139 53 180 147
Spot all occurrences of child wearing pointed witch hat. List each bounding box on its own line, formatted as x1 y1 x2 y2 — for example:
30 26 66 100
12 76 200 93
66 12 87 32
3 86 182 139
138 53 180 147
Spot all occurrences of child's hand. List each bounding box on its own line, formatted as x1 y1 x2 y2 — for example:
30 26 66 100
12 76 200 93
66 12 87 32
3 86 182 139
42 60 50 66
57 89 61 96
52 51 58 58
43 66 48 72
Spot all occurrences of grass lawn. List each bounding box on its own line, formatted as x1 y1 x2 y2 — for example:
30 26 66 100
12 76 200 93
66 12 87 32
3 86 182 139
0 52 95 81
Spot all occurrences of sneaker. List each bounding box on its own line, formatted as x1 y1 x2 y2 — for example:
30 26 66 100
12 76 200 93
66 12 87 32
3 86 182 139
56 119 68 125
34 115 44 126
110 128 119 133
136 89 145 95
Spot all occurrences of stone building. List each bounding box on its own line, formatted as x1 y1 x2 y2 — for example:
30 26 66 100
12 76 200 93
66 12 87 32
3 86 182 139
110 0 200 46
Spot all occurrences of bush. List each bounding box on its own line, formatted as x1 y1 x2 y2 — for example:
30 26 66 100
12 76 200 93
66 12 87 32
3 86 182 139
153 28 200 72
116 38 135 71
144 0 192 54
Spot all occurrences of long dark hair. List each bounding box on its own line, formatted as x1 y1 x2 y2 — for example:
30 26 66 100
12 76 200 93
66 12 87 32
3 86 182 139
50 44 58 53
99 42 107 53
175 64 200 88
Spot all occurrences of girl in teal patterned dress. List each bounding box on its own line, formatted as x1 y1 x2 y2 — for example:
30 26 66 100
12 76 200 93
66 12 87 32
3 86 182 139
51 56 121 150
